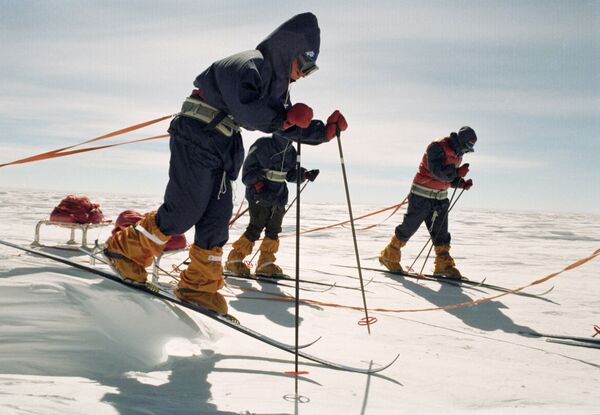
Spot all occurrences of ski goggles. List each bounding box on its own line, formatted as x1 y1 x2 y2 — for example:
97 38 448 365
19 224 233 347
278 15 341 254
460 138 476 153
297 53 319 77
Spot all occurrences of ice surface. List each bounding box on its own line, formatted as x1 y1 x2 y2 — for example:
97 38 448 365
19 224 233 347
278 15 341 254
0 188 598 414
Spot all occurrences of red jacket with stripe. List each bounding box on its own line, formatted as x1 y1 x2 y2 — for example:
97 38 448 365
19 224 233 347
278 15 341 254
412 136 462 190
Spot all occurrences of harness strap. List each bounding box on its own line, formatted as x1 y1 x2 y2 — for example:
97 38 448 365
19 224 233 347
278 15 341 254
204 111 228 132
179 97 240 137
410 183 448 200
262 169 288 182
103 249 129 260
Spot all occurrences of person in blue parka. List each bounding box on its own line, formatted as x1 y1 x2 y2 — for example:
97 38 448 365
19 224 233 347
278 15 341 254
104 12 348 316
225 133 322 277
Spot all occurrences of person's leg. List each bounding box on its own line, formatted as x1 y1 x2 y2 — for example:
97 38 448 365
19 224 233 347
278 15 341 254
428 199 461 278
156 134 218 237
256 206 285 276
176 170 234 315
225 203 269 275
105 133 217 283
244 203 271 242
379 194 431 272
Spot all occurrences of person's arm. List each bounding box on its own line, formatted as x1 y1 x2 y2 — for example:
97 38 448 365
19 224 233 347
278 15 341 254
198 54 286 133
286 166 308 183
427 143 458 182
275 120 328 146
241 142 267 187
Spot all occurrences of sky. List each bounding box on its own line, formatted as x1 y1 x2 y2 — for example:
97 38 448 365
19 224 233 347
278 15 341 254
0 0 599 214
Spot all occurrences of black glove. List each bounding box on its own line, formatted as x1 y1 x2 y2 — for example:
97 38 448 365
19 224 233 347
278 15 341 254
304 169 320 182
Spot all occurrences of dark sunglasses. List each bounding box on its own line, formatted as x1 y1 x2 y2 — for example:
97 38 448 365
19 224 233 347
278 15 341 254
297 54 319 76
462 140 476 153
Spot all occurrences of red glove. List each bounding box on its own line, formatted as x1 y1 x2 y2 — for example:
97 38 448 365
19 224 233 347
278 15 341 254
459 178 473 190
325 110 348 140
457 163 470 178
254 182 265 192
283 103 313 129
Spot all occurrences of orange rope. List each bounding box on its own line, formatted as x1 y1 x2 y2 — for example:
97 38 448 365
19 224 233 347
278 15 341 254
30 134 170 160
1 114 173 168
342 199 405 231
224 248 600 314
279 198 408 238
224 199 408 246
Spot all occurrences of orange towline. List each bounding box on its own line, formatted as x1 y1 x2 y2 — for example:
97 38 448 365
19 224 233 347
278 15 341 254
1 114 173 168
226 248 600 314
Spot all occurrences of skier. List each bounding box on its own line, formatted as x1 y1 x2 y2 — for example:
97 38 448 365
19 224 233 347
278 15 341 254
225 132 325 278
378 126 477 279
102 13 347 316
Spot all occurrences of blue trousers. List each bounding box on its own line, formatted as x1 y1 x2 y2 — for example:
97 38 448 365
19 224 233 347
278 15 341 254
394 193 451 246
156 116 244 249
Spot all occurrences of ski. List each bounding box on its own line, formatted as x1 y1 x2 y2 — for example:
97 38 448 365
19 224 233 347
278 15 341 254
335 264 556 302
223 270 364 292
519 331 600 345
0 239 398 374
334 264 487 293
544 339 600 350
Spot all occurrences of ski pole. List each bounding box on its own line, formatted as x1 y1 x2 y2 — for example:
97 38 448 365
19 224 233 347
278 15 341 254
335 129 373 334
229 199 248 227
285 181 309 215
292 137 303 392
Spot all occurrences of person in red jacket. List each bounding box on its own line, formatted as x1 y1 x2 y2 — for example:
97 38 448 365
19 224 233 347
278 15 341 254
379 126 477 279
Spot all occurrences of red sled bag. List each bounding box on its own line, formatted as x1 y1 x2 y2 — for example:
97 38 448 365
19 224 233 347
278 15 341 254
112 210 187 252
50 195 106 224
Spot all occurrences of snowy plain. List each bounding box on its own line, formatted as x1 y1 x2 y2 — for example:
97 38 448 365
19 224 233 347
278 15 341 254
0 188 599 415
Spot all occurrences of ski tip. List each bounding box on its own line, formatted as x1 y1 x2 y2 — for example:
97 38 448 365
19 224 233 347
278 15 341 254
371 353 401 373
222 314 240 325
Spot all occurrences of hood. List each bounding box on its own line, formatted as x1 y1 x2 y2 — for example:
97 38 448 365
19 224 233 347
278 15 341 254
256 12 320 101
449 127 477 155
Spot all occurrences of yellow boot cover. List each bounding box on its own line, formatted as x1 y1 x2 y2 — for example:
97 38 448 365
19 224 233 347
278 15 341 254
379 235 406 272
225 235 255 276
175 289 228 316
177 245 228 315
433 245 462 279
105 211 170 283
256 237 283 276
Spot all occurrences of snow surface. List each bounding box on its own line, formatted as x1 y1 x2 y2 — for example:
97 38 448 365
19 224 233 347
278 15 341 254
0 188 599 414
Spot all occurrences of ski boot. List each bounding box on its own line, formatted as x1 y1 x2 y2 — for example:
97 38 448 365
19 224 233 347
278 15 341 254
103 211 170 285
176 244 229 315
433 245 463 279
225 234 254 276
379 235 406 273
255 237 286 278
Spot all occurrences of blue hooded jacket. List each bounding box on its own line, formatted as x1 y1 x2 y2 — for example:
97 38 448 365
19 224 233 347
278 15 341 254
193 12 321 133
242 135 305 208
168 12 324 184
